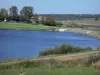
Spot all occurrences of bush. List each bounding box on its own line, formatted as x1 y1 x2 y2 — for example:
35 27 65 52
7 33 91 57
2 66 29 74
55 22 63 27
41 17 56 26
41 17 63 26
39 44 92 56
20 16 31 23
85 46 92 50
95 17 98 20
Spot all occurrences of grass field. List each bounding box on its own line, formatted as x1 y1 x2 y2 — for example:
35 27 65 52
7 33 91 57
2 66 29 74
61 20 100 32
0 67 100 75
88 27 100 31
0 22 52 31
0 20 100 31
69 20 100 25
61 20 100 25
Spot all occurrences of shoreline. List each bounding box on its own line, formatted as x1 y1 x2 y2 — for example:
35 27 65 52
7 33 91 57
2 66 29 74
0 51 100 67
0 28 100 40
56 28 100 40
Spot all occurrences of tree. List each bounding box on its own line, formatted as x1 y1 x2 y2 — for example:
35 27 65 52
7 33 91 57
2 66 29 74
31 13 39 24
20 6 34 23
34 13 40 24
0 13 4 21
9 6 18 21
20 6 34 18
76 14 81 20
0 8 8 21
20 15 31 23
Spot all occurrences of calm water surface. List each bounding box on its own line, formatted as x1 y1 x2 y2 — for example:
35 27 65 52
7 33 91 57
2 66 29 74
0 30 100 60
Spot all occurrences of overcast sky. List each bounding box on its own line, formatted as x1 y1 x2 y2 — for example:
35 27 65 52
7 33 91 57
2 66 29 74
0 0 100 14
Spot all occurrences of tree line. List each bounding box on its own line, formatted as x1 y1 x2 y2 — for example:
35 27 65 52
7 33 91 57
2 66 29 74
0 6 63 26
0 6 34 23
39 14 100 21
0 6 99 26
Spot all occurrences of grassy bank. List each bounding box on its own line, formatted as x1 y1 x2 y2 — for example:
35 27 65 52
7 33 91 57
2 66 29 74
0 50 98 64
0 51 100 69
0 67 100 75
0 51 100 75
0 22 53 31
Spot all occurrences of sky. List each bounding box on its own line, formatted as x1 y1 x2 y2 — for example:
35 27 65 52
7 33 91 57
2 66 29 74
0 0 100 14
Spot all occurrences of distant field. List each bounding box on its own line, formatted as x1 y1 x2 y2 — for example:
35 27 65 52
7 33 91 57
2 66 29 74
69 20 100 25
0 22 52 31
61 20 100 32
88 27 100 32
61 20 100 26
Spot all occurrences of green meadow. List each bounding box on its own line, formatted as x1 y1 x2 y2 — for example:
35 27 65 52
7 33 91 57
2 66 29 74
0 67 100 75
0 22 52 31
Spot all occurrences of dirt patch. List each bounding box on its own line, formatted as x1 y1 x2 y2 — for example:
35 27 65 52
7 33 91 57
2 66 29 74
54 54 91 62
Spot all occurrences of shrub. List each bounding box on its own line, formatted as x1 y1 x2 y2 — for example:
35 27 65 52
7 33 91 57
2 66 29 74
55 22 63 27
39 44 92 56
41 17 56 26
95 17 98 20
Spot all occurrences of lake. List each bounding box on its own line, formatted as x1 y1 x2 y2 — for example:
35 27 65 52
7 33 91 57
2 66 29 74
0 30 100 60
